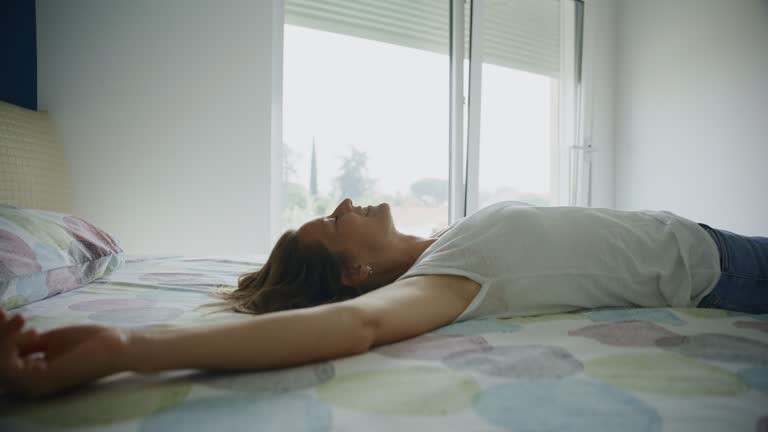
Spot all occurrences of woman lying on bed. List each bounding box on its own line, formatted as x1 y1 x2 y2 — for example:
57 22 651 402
2 198 766 398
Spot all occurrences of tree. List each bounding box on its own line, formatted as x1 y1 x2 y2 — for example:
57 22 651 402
282 142 298 183
283 181 309 210
333 147 375 202
282 143 308 211
310 138 318 196
410 177 448 204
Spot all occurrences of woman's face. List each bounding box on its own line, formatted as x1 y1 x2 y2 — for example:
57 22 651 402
297 198 395 262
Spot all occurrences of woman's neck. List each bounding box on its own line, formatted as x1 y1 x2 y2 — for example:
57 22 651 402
363 234 436 291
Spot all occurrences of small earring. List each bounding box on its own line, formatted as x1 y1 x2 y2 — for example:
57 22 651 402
368 267 373 275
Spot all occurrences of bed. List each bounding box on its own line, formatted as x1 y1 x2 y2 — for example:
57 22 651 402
0 252 767 431
1 102 767 432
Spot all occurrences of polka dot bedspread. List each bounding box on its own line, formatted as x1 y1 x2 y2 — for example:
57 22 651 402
1 256 767 431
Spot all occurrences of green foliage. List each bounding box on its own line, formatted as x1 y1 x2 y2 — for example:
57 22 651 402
312 194 335 215
281 182 336 231
410 178 448 204
282 143 299 183
310 141 318 196
282 206 310 231
282 181 309 210
333 147 375 202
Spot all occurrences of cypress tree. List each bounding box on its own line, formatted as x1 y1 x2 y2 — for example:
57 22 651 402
310 137 318 196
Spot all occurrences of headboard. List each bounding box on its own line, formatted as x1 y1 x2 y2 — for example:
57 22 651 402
0 101 73 213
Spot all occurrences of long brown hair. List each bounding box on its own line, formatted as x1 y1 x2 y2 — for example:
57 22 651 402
199 229 362 315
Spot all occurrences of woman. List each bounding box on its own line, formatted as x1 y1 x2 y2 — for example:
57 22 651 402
1 199 766 398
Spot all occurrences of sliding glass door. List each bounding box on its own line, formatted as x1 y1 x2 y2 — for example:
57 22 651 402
280 0 580 236
282 0 450 236
465 0 565 213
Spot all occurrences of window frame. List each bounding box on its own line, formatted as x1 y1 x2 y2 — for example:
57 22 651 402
459 0 580 217
272 0 583 241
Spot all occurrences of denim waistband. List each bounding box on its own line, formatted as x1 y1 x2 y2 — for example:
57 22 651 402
698 223 724 270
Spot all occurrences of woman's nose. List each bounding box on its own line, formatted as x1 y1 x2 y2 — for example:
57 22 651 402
338 198 353 213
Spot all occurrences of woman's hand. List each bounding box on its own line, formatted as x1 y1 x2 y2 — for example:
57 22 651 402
0 309 129 399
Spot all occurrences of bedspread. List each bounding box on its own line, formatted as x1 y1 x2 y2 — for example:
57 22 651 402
1 256 767 432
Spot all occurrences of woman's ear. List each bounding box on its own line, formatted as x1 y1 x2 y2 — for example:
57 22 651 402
341 263 372 287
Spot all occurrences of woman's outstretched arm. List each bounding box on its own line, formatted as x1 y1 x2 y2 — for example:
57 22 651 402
0 303 371 398
127 273 476 373
125 302 372 373
1 274 476 398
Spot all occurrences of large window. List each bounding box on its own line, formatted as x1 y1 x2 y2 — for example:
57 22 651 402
281 0 578 235
282 0 450 236
476 66 557 208
468 0 563 210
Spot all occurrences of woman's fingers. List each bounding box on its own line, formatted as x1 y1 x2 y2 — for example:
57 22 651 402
35 326 96 357
0 315 25 344
0 320 25 386
0 313 41 356
0 314 24 327
18 324 112 363
4 325 126 398
13 328 122 398
2 354 49 398
17 328 43 356
37 332 120 396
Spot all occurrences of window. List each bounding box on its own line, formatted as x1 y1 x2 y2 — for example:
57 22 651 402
282 0 450 236
476 66 557 208
280 0 579 236
466 0 563 211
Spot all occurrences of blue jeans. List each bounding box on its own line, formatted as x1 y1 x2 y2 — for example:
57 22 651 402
697 223 768 314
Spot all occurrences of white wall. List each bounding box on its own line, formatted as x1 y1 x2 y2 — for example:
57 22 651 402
582 0 617 209
36 0 283 255
614 0 768 235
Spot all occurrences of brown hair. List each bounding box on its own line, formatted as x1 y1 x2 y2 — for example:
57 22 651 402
199 229 362 315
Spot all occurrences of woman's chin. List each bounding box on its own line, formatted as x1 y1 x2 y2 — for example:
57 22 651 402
380 203 392 219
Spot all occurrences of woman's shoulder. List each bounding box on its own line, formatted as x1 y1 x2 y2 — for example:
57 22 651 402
399 274 481 304
346 273 482 347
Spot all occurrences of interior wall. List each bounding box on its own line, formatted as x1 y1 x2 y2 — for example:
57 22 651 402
36 0 282 256
581 0 616 209
614 0 768 235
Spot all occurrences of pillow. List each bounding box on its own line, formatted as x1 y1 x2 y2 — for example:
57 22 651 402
0 204 125 309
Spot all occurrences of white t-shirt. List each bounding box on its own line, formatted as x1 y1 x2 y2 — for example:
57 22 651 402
397 202 721 323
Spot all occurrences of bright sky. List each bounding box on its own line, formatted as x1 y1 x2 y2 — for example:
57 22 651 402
283 25 554 198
